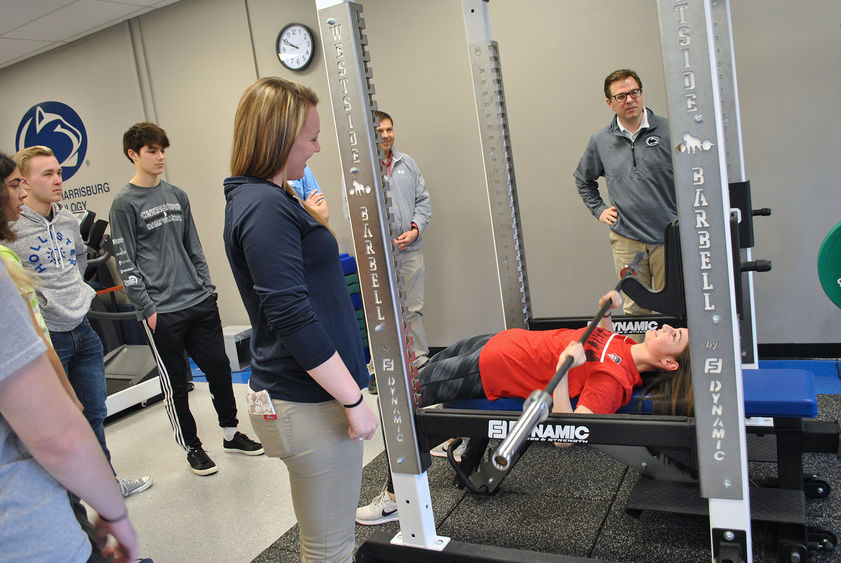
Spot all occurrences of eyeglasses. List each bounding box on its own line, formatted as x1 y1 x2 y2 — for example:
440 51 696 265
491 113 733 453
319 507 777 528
611 88 642 103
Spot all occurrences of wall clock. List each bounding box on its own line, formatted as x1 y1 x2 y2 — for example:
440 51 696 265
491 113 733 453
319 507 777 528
277 23 315 71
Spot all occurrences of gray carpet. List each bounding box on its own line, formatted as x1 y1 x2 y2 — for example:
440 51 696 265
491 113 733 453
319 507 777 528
253 395 841 562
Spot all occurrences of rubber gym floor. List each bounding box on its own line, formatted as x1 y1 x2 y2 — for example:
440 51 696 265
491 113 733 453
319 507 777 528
249 362 841 563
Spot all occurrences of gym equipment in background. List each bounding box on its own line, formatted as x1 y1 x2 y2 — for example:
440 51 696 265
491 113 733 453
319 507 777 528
81 212 162 417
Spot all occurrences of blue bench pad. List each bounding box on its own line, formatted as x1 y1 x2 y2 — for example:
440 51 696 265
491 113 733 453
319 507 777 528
441 368 817 418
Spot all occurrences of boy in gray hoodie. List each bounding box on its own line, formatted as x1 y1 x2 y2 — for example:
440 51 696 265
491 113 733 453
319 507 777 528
9 145 151 497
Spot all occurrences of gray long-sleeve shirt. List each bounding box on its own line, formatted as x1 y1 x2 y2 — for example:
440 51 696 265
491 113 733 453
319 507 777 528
574 109 676 245
109 180 214 319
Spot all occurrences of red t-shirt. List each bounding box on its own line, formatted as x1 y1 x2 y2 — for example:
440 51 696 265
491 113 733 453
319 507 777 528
478 327 641 414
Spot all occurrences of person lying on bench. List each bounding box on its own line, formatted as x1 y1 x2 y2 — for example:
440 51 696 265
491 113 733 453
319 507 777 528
356 290 692 525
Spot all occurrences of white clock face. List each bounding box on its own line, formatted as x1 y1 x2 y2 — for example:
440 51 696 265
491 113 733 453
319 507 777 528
277 24 313 71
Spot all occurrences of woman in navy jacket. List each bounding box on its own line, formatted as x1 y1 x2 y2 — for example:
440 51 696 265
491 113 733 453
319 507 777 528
223 77 377 563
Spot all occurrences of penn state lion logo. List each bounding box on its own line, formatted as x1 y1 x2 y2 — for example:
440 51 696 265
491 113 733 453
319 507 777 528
16 101 88 180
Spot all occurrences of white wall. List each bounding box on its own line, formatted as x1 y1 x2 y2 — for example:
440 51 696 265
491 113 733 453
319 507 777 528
730 0 841 343
485 0 670 316
0 23 144 220
1 0 838 346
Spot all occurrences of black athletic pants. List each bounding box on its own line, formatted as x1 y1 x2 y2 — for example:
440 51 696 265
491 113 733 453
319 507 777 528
146 295 238 450
385 333 491 493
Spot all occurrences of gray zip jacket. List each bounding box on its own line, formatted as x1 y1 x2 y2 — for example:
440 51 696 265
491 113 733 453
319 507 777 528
7 204 94 332
109 181 215 319
386 148 431 253
574 108 676 244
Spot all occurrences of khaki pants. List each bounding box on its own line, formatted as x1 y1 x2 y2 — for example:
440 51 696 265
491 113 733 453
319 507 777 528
609 231 665 315
250 399 363 563
396 248 429 366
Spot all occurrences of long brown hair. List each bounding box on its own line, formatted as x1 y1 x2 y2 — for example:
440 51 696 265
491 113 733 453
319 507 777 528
0 152 17 242
1 153 35 293
231 77 317 179
230 77 330 232
636 346 693 416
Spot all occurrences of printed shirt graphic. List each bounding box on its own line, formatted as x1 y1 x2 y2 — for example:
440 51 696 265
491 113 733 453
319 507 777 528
479 327 641 414
109 181 214 318
28 226 78 271
6 205 95 332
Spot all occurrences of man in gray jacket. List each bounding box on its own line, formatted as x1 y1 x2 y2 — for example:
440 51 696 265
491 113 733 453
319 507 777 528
9 145 151 497
574 69 676 315
110 122 262 476
374 111 431 368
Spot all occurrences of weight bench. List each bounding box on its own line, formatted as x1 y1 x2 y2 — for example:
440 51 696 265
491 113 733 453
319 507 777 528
418 367 839 557
435 368 822 487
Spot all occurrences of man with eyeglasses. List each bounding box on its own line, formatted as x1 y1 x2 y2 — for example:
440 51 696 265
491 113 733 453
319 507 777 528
574 69 676 315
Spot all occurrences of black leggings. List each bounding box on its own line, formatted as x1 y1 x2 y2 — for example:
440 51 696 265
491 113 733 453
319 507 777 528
385 334 492 493
415 333 490 406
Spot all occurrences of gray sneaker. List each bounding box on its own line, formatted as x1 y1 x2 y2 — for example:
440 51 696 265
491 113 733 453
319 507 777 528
118 475 153 498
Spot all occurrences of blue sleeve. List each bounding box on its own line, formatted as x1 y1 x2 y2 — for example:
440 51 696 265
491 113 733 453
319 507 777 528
300 166 322 200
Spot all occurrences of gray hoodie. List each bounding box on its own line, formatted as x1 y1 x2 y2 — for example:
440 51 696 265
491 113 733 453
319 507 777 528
7 204 94 332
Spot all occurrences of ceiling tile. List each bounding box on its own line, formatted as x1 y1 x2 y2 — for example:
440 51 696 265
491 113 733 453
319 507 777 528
0 0 71 35
0 0 181 70
0 36 56 67
3 0 143 42
104 0 165 6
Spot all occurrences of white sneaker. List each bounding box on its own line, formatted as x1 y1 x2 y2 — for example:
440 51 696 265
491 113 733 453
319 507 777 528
118 475 153 498
356 488 398 525
429 440 467 463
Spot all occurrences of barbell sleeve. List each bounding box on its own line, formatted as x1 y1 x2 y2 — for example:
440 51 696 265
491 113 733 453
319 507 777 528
492 389 552 470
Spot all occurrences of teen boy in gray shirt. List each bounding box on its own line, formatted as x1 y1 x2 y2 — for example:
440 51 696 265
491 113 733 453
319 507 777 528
110 122 262 476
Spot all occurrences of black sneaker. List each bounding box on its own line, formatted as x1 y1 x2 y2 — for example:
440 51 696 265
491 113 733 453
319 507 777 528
223 432 264 456
186 447 218 476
